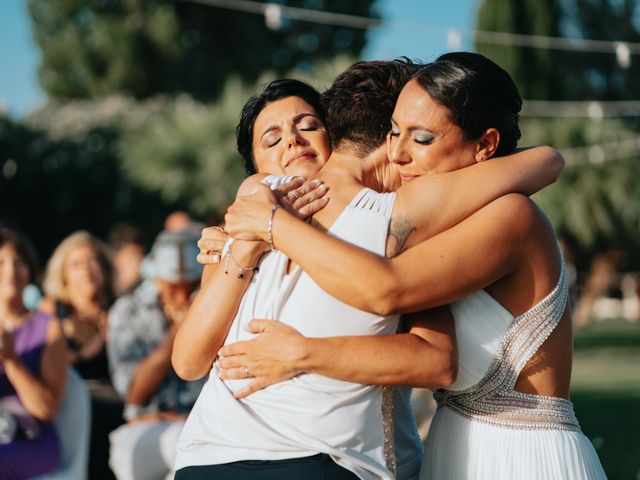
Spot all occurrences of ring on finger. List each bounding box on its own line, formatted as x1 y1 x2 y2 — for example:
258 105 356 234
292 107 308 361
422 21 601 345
243 366 251 377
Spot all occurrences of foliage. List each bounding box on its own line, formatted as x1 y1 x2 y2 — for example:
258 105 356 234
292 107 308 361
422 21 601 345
0 113 183 259
476 0 565 99
522 118 640 256
27 0 376 101
476 0 640 261
117 55 356 216
476 0 640 101
571 320 640 479
1 54 358 259
119 81 248 216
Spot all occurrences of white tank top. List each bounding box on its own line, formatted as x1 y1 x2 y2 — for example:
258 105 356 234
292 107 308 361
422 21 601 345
176 180 401 479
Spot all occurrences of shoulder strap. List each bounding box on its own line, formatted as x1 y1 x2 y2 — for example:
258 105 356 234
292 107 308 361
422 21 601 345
349 188 397 218
502 263 569 387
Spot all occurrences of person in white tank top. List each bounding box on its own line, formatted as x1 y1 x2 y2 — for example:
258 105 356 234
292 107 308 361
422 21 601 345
219 53 606 480
174 62 565 480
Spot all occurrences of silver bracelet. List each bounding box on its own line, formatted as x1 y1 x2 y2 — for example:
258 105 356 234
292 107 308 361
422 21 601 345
267 204 282 250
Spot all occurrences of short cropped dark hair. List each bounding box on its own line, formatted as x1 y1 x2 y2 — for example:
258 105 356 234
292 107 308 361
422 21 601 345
236 79 325 176
0 227 39 284
414 52 522 157
320 59 421 156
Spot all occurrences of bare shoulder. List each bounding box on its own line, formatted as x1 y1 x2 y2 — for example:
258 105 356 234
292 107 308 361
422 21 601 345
236 173 269 198
483 193 547 236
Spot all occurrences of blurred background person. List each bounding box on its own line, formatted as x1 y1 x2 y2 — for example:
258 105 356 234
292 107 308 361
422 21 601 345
0 228 68 479
109 223 146 297
107 229 204 480
164 211 204 235
41 231 114 380
40 230 119 479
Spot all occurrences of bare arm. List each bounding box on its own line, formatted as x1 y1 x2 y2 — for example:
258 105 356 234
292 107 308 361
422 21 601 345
218 306 457 398
388 146 563 254
172 241 265 380
225 193 533 315
126 325 177 405
174 175 330 380
1 318 68 421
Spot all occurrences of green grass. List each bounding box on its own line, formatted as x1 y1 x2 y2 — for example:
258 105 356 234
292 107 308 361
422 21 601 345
571 320 640 480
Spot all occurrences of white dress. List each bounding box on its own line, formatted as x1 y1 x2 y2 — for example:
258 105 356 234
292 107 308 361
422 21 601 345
421 263 607 480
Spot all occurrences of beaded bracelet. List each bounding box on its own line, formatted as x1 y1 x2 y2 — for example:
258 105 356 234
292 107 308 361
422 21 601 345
224 247 259 279
267 204 281 250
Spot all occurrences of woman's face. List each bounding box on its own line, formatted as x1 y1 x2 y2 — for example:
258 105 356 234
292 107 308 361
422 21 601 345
387 79 478 184
0 244 30 304
252 96 331 178
63 243 104 301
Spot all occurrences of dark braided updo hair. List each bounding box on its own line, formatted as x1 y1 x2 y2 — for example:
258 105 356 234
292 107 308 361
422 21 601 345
236 79 325 176
413 52 522 157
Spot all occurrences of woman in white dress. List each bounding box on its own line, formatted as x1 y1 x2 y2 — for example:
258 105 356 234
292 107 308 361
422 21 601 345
219 53 606 479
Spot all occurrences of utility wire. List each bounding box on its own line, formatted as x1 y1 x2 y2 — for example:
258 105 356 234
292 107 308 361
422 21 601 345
561 137 640 166
522 100 640 118
183 0 380 29
183 0 640 57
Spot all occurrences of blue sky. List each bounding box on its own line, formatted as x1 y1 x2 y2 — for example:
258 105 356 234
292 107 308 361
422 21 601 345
0 0 478 117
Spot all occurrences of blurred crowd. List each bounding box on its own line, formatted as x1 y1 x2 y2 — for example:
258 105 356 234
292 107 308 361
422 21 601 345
1 211 639 480
0 212 208 480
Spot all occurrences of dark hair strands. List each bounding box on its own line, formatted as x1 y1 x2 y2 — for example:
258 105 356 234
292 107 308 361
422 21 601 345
414 52 522 157
320 59 422 156
236 79 325 176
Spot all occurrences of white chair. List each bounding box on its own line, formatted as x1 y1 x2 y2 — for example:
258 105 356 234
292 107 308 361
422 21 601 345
33 367 91 480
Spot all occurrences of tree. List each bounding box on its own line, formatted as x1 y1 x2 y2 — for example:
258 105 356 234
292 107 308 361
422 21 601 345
0 106 188 259
28 0 376 101
476 0 640 101
475 0 640 263
475 0 566 99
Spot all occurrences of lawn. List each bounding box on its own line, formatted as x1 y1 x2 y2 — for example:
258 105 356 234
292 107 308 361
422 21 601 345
571 320 640 480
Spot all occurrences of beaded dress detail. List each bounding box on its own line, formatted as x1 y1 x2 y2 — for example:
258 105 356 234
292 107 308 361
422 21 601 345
433 262 579 431
381 386 397 477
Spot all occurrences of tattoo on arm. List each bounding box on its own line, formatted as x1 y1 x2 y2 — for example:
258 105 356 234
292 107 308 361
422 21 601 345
386 216 417 258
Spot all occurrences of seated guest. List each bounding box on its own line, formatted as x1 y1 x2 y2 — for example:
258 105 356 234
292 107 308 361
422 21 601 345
108 224 146 296
41 230 119 479
0 228 68 479
107 229 204 480
41 231 114 381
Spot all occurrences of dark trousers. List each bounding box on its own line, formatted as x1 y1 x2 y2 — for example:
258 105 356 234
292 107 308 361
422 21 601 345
174 453 359 480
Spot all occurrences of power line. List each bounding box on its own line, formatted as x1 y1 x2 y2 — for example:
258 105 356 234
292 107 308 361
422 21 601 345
182 0 640 58
183 0 380 29
522 100 640 118
561 137 640 166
